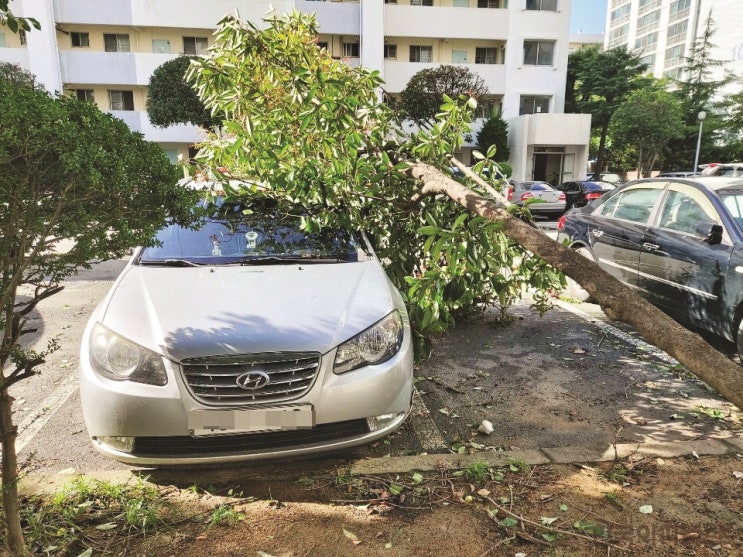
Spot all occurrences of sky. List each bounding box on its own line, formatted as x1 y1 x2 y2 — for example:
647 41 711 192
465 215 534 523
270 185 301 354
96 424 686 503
570 0 608 35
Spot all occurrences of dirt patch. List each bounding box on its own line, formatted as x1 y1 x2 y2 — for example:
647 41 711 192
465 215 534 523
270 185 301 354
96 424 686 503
67 453 743 556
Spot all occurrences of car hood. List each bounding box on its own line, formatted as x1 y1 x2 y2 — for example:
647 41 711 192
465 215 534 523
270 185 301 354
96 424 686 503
98 261 397 362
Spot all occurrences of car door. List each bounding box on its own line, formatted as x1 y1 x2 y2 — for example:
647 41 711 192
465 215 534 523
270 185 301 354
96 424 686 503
587 184 664 288
639 183 733 331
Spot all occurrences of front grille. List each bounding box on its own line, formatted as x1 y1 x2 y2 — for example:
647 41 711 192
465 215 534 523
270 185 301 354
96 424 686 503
134 419 369 456
181 352 321 405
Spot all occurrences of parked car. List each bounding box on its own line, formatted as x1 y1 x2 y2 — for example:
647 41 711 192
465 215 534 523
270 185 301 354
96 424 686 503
657 171 696 178
556 180 615 210
79 198 414 465
507 181 566 217
557 176 743 362
589 172 624 186
701 162 743 177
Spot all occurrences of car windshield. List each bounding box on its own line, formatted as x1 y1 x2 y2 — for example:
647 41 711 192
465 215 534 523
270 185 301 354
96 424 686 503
138 210 365 266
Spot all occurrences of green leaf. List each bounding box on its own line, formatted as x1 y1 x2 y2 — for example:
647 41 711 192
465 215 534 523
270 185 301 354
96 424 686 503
501 517 518 528
411 472 424 485
389 484 405 496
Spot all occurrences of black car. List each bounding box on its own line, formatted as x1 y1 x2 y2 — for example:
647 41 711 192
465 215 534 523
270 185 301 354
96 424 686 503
556 180 615 210
557 176 743 361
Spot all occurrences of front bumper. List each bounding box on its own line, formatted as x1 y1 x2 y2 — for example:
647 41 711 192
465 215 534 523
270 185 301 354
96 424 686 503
79 328 414 466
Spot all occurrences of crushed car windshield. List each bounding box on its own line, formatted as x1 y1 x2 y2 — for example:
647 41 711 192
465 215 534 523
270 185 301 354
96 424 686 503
138 210 366 266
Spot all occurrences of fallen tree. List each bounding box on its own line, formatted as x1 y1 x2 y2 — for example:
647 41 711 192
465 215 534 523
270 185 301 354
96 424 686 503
184 11 743 411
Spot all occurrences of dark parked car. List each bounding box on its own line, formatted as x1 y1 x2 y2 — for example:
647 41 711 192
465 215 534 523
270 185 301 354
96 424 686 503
557 176 743 362
507 181 566 217
556 180 615 210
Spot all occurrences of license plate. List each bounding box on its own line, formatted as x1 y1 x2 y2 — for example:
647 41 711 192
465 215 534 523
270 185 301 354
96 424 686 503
188 405 314 436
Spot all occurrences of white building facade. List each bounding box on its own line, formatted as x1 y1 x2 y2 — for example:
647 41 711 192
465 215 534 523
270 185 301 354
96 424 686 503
2 0 591 182
605 0 743 97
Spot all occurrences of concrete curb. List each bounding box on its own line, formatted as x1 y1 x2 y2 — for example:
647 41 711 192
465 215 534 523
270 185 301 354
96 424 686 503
20 438 743 496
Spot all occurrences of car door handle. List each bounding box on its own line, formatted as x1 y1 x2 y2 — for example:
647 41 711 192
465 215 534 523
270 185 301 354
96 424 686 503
642 242 663 252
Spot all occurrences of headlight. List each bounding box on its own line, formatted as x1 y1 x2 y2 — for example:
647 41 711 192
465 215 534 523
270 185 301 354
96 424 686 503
89 323 167 386
334 311 404 374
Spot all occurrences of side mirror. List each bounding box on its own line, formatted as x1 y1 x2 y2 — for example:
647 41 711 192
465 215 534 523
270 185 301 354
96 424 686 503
695 222 723 245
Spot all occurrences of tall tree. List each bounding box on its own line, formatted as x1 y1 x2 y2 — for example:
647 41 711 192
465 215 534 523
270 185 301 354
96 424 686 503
399 64 489 127
666 12 733 170
610 84 684 177
566 46 650 177
0 70 196 555
146 55 220 129
185 11 743 423
476 114 510 161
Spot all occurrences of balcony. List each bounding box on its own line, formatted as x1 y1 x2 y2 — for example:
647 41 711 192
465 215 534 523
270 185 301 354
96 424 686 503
382 60 506 94
53 0 297 28
384 5 509 41
295 0 360 35
60 50 176 86
109 110 202 143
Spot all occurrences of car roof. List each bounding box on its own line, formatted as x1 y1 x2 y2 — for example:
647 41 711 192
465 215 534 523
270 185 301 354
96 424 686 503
629 176 743 192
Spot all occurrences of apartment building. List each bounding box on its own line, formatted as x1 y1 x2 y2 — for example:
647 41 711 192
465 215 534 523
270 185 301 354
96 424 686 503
1 0 591 182
605 0 743 97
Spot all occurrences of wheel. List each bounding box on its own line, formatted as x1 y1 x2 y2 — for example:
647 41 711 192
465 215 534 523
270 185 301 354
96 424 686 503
564 247 594 303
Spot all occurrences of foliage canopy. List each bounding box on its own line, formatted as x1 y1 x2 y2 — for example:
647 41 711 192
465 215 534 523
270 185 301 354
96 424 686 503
185 11 562 356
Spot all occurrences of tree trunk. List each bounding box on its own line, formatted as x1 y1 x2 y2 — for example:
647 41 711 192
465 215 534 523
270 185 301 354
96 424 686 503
0 388 30 556
409 162 743 411
593 122 610 178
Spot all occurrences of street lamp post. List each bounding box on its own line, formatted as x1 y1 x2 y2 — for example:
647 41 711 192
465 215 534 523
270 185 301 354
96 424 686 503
693 110 707 175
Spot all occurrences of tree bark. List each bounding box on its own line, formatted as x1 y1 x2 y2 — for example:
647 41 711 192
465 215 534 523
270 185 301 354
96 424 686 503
0 388 31 556
408 161 743 411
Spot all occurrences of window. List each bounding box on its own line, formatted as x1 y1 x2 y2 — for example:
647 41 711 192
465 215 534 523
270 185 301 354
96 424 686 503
411 0 433 5
343 42 360 58
635 32 658 50
526 0 557 10
452 50 468 63
19 30 26 45
475 47 497 64
669 0 691 16
108 90 134 111
409 45 433 63
477 0 499 7
475 97 501 119
317 41 328 51
659 190 716 234
104 33 129 53
611 4 631 21
665 44 684 62
384 0 397 3
183 36 208 55
639 53 656 66
637 10 660 31
667 20 688 41
152 39 171 53
71 32 89 47
598 187 661 223
453 0 469 6
0 33 5 48
523 40 554 65
72 89 95 102
384 44 397 59
519 95 550 115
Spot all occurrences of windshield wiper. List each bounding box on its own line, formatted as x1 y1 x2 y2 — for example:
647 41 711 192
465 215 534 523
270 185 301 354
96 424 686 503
139 259 202 267
239 255 344 265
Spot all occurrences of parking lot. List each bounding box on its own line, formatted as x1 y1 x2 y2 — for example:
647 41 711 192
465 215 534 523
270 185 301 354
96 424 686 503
12 251 743 479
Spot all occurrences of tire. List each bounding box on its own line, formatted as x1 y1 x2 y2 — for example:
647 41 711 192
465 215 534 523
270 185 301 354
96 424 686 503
564 247 594 303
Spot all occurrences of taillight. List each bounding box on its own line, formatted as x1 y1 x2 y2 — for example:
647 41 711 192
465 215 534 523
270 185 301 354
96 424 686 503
520 192 533 201
557 214 567 230
558 192 566 201
507 187 514 201
585 192 601 201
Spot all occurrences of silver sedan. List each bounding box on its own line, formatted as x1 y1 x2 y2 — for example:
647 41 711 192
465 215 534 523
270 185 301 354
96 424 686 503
79 204 414 466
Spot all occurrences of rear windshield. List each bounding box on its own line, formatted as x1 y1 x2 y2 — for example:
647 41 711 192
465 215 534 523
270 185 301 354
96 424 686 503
138 210 365 266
